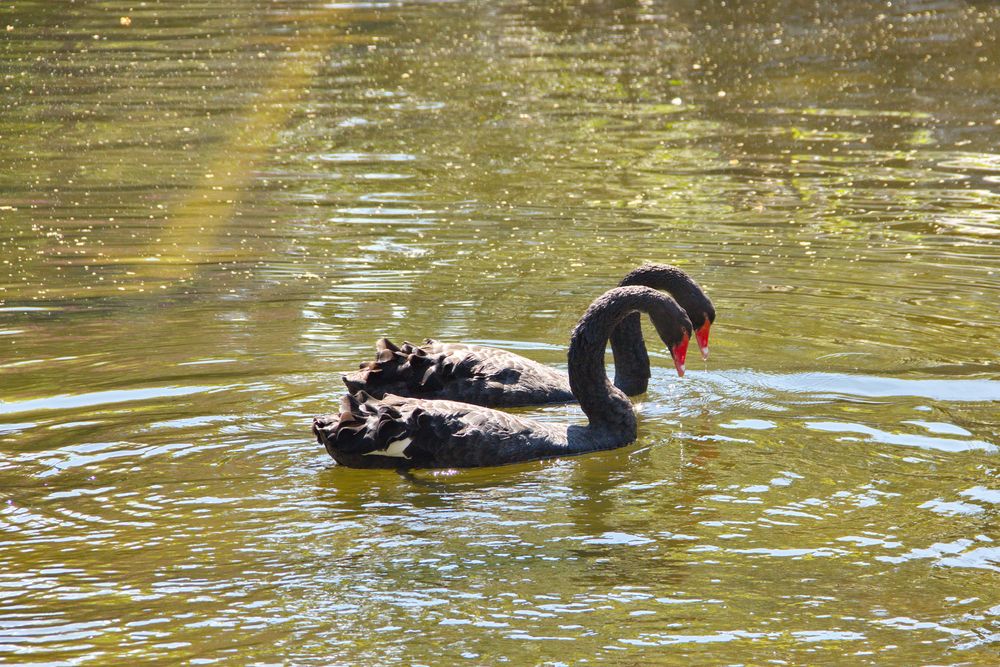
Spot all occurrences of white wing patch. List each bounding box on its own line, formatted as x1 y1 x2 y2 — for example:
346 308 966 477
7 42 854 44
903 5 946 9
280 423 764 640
363 437 412 459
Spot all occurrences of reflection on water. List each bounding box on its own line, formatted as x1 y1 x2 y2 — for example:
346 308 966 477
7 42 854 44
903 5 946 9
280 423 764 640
2 0 999 663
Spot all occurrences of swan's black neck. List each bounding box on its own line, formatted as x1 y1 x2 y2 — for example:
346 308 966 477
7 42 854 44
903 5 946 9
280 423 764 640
568 286 675 438
611 264 712 395
610 317 652 395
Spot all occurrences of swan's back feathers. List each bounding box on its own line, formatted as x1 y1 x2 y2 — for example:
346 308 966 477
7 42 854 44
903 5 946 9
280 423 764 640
342 339 455 395
342 338 574 407
314 392 575 468
314 392 413 453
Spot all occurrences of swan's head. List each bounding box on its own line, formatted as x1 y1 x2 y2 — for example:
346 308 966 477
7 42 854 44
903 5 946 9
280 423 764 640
620 264 715 361
648 298 694 378
667 280 714 362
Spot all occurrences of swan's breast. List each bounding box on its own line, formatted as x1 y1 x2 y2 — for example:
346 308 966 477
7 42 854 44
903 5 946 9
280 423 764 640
362 437 412 459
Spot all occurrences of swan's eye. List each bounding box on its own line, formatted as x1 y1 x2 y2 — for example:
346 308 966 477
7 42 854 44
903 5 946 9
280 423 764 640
695 321 711 361
670 333 689 377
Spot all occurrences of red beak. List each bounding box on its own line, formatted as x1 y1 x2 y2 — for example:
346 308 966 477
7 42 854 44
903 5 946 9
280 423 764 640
695 321 711 361
671 334 689 377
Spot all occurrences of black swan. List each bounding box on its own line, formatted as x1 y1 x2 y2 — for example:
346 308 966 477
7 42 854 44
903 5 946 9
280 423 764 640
314 285 693 468
341 264 714 408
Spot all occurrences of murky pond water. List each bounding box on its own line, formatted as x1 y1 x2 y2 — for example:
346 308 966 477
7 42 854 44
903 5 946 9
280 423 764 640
2 0 999 663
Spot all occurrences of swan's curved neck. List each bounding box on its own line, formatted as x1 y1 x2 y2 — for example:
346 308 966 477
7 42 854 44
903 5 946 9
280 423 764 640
567 288 658 436
609 316 650 396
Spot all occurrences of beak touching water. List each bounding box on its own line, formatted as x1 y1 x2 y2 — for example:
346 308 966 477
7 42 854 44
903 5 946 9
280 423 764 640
670 334 689 377
695 321 711 361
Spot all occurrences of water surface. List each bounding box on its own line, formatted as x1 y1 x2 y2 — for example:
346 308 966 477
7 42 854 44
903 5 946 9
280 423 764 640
1 0 999 663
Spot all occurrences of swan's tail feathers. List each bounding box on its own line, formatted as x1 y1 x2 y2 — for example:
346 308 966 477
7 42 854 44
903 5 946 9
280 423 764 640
313 391 426 461
342 374 366 394
341 339 459 398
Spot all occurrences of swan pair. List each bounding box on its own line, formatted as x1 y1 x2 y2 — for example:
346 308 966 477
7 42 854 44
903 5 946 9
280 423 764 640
313 264 715 468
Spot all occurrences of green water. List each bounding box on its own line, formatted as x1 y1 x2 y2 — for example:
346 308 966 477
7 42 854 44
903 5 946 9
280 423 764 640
2 0 999 663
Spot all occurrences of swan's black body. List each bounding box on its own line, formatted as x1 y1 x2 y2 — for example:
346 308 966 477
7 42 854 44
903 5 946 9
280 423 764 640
341 264 714 408
343 338 576 407
314 286 693 468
